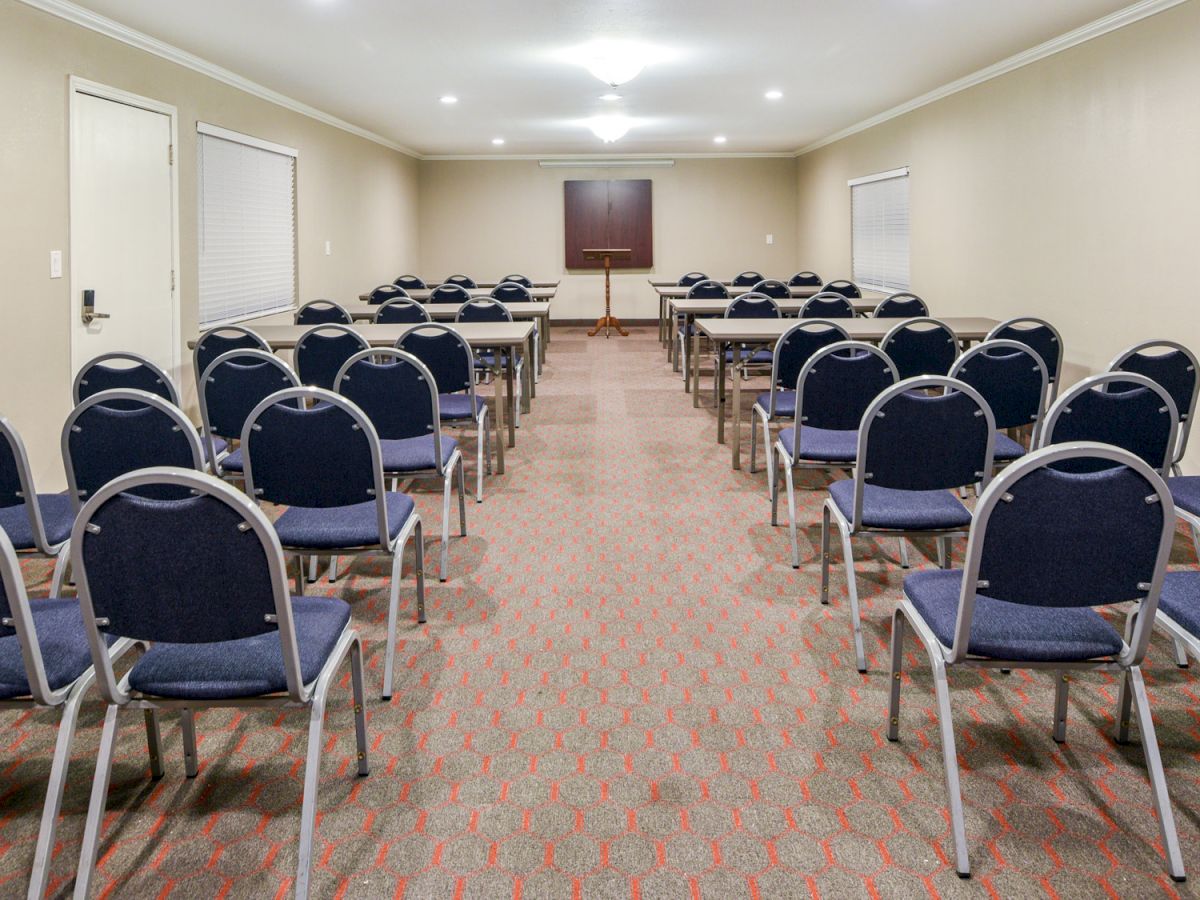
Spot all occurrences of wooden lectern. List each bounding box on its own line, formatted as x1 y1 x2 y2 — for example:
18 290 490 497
583 248 631 338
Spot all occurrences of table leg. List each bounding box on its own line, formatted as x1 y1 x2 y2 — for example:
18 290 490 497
492 367 506 475
692 329 702 406
732 357 743 469
671 304 680 370
717 344 727 444
505 348 517 448
523 334 534 407
658 295 665 346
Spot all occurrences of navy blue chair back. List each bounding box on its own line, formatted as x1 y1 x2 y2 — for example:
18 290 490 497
686 280 730 300
369 284 407 305
788 271 822 287
501 274 533 288
335 349 442 446
374 297 430 324
800 293 855 319
0 528 64 701
795 342 899 431
491 283 533 303
1110 340 1199 462
394 275 427 292
199 349 300 449
822 280 862 299
429 283 472 305
193 326 270 392
726 293 780 319
0 417 50 550
295 325 370 391
873 293 929 319
295 300 351 326
987 318 1063 396
73 353 178 408
732 271 764 287
677 272 708 287
396 325 475 397
1040 372 1178 476
456 299 512 323
445 274 477 289
881 317 960 380
750 279 790 300
769 321 851 404
950 340 1048 432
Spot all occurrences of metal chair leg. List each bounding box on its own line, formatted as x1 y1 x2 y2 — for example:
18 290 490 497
49 544 71 597
294 686 328 900
382 551 403 700
180 709 199 778
328 556 340 584
143 709 164 779
349 637 369 778
836 519 868 672
29 681 88 900
784 463 799 569
73 704 121 900
1053 673 1069 743
937 537 951 569
769 447 782 527
414 520 426 626
929 657 971 878
457 456 468 537
306 556 319 584
886 608 906 742
1173 637 1190 668
898 539 911 569
820 504 832 605
1127 666 1187 881
749 408 759 474
439 471 452 583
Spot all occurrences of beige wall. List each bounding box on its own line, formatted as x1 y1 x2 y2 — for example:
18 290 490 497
418 158 799 320
0 0 419 488
795 0 1200 470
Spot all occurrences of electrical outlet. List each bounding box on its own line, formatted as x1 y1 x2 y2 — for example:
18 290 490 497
324 240 332 256
766 234 774 245
49 250 62 279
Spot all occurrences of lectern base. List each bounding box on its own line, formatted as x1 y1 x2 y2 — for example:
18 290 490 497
588 315 629 338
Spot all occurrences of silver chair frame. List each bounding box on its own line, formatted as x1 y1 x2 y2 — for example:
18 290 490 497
368 284 409 305
490 282 542 382
294 324 370 388
445 274 477 289
887 443 1184 882
821 279 862 299
788 271 822 287
879 317 961 377
72 352 179 407
428 283 472 304
731 271 764 287
294 299 352 326
0 416 71 596
191 324 270 402
373 296 431 324
986 316 1064 405
676 280 729 378
457 299 526 427
70 467 368 900
948 339 1049 461
710 292 780 405
871 292 929 319
799 292 857 318
393 275 426 291
1108 339 1199 471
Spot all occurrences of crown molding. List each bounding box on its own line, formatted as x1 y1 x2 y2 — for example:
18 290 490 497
18 0 420 158
420 151 798 162
795 0 1189 157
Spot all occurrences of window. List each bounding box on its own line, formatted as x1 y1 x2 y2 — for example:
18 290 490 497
850 168 909 292
197 123 297 327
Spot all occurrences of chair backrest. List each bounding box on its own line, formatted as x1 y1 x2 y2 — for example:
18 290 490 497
848 377 995 527
501 274 533 288
374 296 431 324
1039 372 1178 476
0 416 54 553
677 272 708 287
880 317 960 380
794 341 899 431
72 467 307 702
396 324 476 397
821 279 862 299
732 271 764 287
295 300 352 325
686 279 730 300
456 298 513 323
764 321 851 415
73 352 179 408
335 349 445 467
986 317 1063 397
1109 340 1199 463
394 275 427 292
294 324 371 391
63 390 205 511
445 274 477 289
944 444 1173 665
0 527 66 703
726 292 781 319
491 282 533 304
198 349 300 456
788 271 822 287
800 292 856 319
750 279 791 300
369 284 408 305
193 325 270 394
949 340 1048 434
428 283 473 304
872 292 929 319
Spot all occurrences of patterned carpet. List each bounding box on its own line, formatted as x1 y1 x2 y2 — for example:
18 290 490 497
4 327 1200 898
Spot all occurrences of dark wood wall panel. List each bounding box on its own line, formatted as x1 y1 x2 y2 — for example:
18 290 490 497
563 180 610 270
564 179 653 269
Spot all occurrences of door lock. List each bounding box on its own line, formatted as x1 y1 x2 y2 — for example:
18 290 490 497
81 289 111 325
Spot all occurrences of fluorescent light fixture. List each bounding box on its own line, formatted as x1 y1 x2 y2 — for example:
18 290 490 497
600 93 622 102
439 95 458 104
491 137 505 146
586 115 634 143
539 159 674 168
765 89 783 100
713 135 727 144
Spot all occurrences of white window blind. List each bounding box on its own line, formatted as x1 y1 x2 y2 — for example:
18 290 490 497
850 168 910 293
198 124 297 327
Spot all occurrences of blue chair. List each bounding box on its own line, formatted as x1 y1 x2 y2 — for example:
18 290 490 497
394 274 427 292
987 317 1063 404
369 284 408 305
880 317 960 380
69 467 369 899
678 279 730 378
501 274 533 288
677 272 708 287
336 348 466 582
788 271 822 287
63 390 205 512
374 296 431 324
295 300 351 326
772 341 899 567
73 352 178 407
888 444 1183 882
0 416 72 595
750 279 791 300
822 279 862 299
732 271 764 287
0 526 139 898
950 340 1048 467
712 292 780 404
242 389 424 699
456 299 525 428
397 325 492 502
872 293 929 319
445 274 477 289
822 377 995 671
294 324 370 391
428 283 473 305
198 349 300 480
750 320 850 498
192 325 270 401
800 292 856 319
1109 340 1199 473
491 282 541 380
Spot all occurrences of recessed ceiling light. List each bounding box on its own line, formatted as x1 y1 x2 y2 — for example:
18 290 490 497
491 137 505 146
579 40 649 87
586 115 634 143
440 95 458 105
765 89 783 100
713 135 727 145
600 93 622 102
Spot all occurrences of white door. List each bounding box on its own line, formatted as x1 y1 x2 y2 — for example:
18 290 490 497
70 87 178 385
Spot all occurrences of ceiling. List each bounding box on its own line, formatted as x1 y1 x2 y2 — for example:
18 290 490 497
70 0 1137 157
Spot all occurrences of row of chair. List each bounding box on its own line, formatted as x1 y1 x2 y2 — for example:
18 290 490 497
365 280 537 307
678 270 834 289
392 273 535 292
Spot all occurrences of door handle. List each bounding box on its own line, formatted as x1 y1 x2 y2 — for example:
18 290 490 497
82 289 111 325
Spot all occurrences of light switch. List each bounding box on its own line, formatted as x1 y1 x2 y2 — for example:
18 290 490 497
49 250 62 279
765 234 774 245
324 240 332 256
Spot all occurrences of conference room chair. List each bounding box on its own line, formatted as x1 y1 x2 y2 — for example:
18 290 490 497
800 292 856 319
192 324 271 401
69 467 369 900
677 279 730 377
788 271 822 287
456 299 526 428
369 284 408 305
294 324 370 391
335 348 467 582
880 317 960 380
750 279 791 301
0 415 72 595
294 300 352 326
241 388 424 698
491 281 542 381
822 376 995 671
750 320 849 499
198 349 300 481
712 292 780 404
677 272 708 287
374 296 432 324
772 341 899 567
397 325 492 502
0 526 140 899
445 274 478 289
949 339 1049 466
73 352 178 407
986 317 1063 404
732 271 764 287
872 292 930 319
1108 340 1199 474
888 443 1184 882
821 279 862 299
394 274 427 292
501 273 533 288
428 283 473 305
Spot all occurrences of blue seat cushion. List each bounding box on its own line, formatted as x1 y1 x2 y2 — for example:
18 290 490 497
439 393 485 422
1169 476 1200 518
0 598 111 699
778 426 858 463
380 435 458 473
206 435 229 463
217 446 244 473
829 479 972 531
723 349 773 365
904 570 1124 661
128 596 351 699
274 492 416 550
1157 571 1200 638
476 353 521 370
754 390 796 419
993 432 1027 461
0 494 73 550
